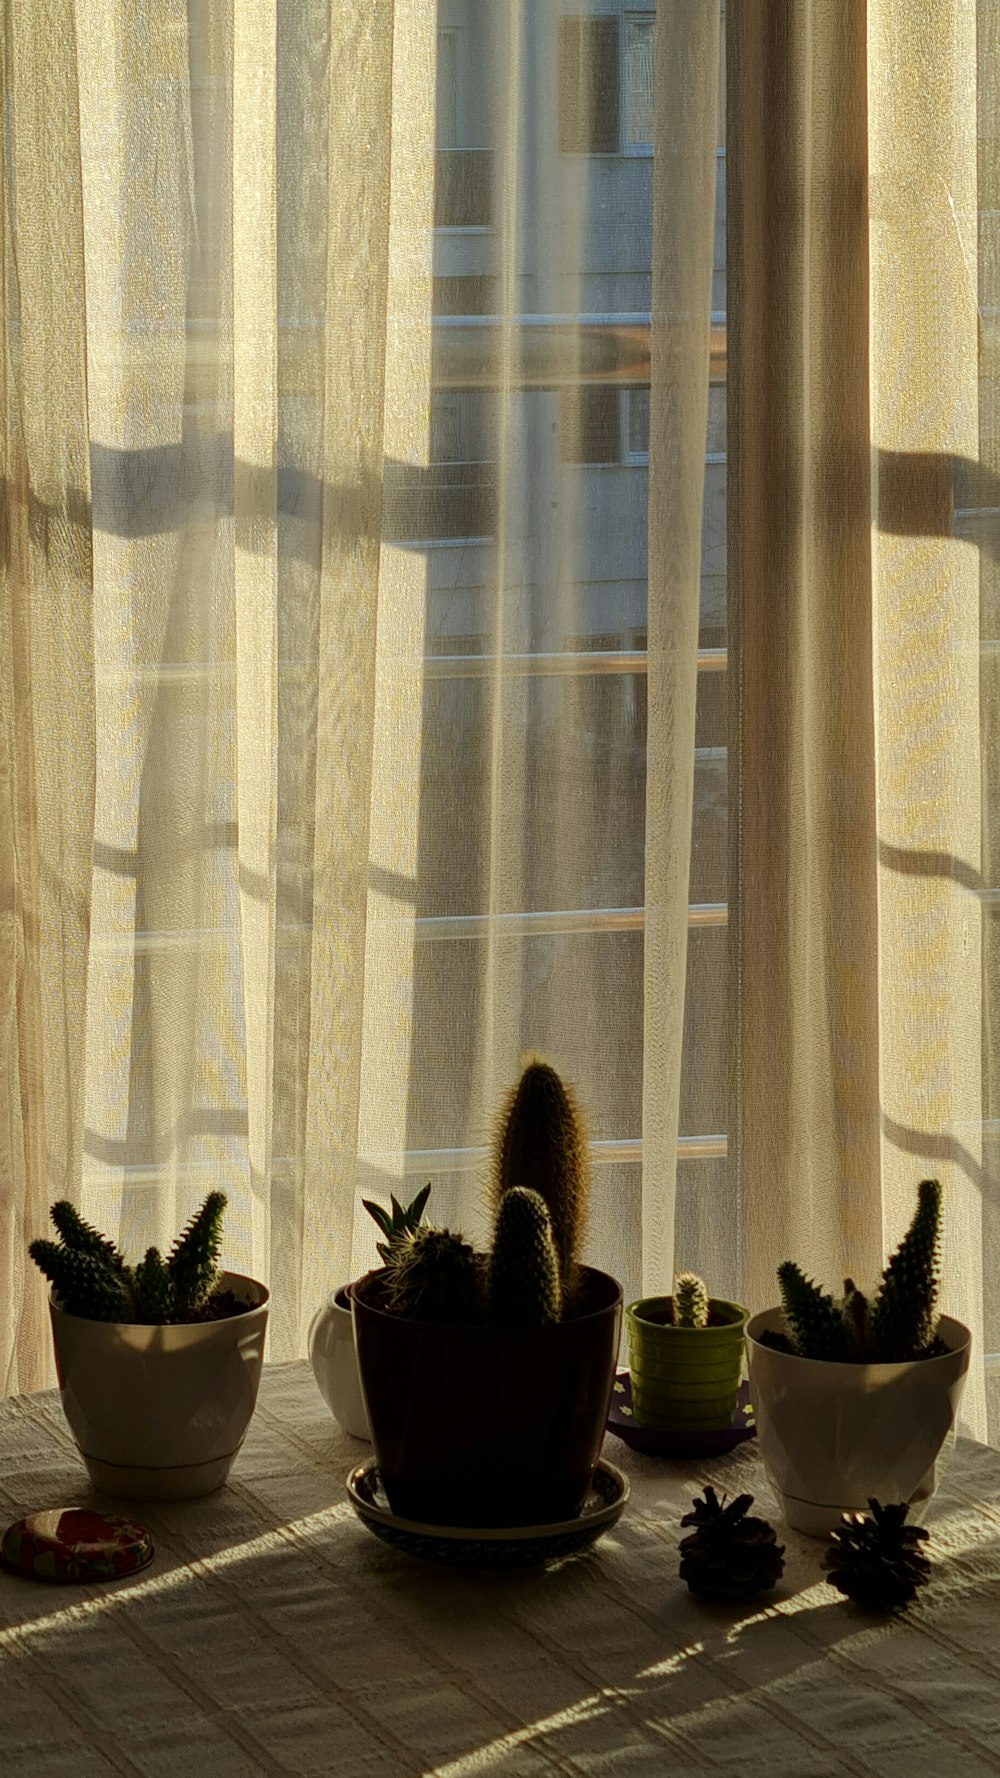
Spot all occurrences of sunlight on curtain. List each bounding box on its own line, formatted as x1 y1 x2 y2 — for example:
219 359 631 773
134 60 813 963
730 0 998 1441
2 0 722 1387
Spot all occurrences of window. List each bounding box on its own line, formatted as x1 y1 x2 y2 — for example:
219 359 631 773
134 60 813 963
558 13 654 155
623 15 655 151
558 16 620 154
434 149 493 229
382 392 496 543
559 384 650 465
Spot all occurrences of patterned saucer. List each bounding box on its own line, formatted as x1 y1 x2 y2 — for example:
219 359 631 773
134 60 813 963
345 1457 628 1569
606 1372 756 1459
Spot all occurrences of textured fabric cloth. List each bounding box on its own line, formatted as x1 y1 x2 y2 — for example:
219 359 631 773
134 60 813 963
2 1361 1000 1777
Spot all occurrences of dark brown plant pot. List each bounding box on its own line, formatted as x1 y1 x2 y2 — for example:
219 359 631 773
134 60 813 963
351 1265 623 1528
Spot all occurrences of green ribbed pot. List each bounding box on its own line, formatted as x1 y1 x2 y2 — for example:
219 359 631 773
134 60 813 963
625 1296 749 1432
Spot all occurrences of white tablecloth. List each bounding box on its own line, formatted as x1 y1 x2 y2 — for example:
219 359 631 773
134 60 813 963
2 1362 1000 1777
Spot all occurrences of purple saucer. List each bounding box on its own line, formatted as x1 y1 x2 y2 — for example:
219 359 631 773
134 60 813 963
605 1372 756 1459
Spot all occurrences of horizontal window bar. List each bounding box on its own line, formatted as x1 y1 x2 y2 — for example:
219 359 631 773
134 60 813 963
425 647 726 679
89 903 729 953
95 647 729 686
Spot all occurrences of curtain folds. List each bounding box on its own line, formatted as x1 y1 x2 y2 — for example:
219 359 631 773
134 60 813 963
731 0 993 1437
2 0 718 1390
3 0 997 1445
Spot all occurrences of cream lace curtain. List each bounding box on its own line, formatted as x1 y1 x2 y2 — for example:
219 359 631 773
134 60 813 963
731 0 998 1441
5 0 999 1444
1 0 719 1393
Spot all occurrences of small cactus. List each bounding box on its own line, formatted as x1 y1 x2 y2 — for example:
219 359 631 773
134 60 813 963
30 1193 230 1324
778 1262 857 1362
490 1057 588 1294
362 1182 432 1263
867 1179 941 1361
384 1227 484 1325
672 1272 709 1328
777 1180 943 1364
488 1187 562 1327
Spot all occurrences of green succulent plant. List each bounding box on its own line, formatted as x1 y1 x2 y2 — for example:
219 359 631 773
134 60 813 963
30 1192 229 1324
384 1226 484 1325
777 1179 943 1363
672 1272 709 1328
488 1187 562 1327
490 1056 588 1294
362 1182 432 1264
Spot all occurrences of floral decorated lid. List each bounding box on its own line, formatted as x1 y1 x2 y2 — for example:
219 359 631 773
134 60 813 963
0 1508 154 1583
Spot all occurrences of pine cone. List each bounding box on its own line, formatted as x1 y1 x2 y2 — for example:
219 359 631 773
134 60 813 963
679 1487 785 1601
824 1499 931 1610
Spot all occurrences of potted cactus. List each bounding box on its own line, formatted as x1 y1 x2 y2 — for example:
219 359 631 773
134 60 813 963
352 1058 623 1529
745 1179 971 1536
30 1193 269 1501
625 1271 749 1432
308 1183 432 1440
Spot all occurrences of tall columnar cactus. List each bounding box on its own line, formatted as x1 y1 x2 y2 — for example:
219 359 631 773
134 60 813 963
384 1227 484 1325
672 1272 709 1329
867 1178 942 1362
30 1192 228 1324
490 1057 588 1292
488 1187 562 1327
777 1179 943 1363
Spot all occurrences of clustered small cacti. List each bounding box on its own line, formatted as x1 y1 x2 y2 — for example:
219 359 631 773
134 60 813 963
777 1179 942 1363
373 1058 588 1330
30 1193 228 1324
672 1272 709 1329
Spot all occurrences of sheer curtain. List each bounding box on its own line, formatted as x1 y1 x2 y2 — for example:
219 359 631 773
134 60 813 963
730 0 997 1440
6 0 998 1443
2 0 719 1393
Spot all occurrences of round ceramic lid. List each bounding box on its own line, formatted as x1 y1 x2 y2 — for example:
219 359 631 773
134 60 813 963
1 1508 154 1583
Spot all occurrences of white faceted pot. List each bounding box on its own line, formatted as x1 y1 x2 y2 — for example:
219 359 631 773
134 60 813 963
745 1309 971 1537
308 1283 370 1440
49 1271 269 1501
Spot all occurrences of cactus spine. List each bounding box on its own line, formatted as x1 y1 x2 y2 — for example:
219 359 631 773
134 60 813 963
777 1179 943 1363
490 1057 588 1292
384 1227 484 1325
488 1188 562 1327
778 1262 858 1361
30 1192 228 1323
672 1272 709 1328
867 1178 941 1361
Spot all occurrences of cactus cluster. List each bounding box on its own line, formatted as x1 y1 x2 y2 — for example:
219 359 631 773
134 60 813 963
30 1193 228 1324
490 1055 588 1300
778 1179 942 1363
377 1058 589 1330
672 1272 709 1328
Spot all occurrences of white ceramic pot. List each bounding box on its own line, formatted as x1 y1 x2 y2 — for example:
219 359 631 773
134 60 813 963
49 1271 269 1501
745 1308 972 1536
308 1283 370 1440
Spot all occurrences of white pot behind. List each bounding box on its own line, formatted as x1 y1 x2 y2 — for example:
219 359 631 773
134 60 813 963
50 1270 269 1501
308 1283 371 1441
746 1309 972 1536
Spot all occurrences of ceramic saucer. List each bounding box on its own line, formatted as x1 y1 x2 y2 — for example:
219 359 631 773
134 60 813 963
605 1372 756 1459
345 1456 628 1568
